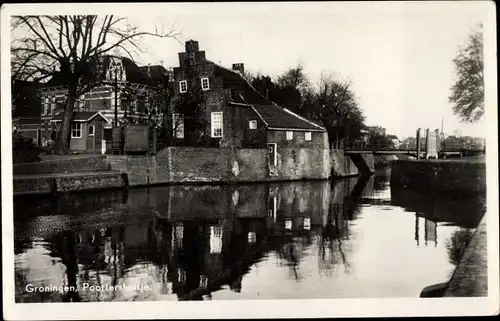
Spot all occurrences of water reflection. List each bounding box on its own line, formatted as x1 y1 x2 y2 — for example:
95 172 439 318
14 171 485 302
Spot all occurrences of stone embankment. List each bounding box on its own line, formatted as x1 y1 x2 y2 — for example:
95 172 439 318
420 214 488 298
390 157 486 195
13 155 125 195
443 215 488 297
330 150 359 177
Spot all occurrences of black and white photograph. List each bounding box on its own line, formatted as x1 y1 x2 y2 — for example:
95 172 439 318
1 1 498 319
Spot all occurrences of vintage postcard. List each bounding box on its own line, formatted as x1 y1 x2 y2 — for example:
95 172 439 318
1 1 498 319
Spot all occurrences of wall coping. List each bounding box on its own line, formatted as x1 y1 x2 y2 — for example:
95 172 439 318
14 155 106 167
393 158 485 165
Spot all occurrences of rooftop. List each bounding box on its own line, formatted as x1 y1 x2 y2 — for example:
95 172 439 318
213 63 325 132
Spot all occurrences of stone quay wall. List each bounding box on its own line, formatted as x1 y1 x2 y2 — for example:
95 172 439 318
14 172 126 196
330 150 359 177
390 159 486 195
107 147 332 187
13 155 110 175
13 147 378 195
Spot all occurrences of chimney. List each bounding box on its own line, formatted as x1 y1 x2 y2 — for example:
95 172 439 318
185 40 199 53
232 63 245 75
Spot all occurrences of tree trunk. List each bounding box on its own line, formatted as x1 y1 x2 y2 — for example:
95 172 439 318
52 83 77 155
163 112 173 146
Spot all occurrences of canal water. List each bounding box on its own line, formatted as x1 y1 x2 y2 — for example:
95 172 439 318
13 169 486 302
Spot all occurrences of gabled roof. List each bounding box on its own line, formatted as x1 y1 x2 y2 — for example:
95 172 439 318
50 111 111 123
251 104 325 131
213 64 325 132
44 55 153 88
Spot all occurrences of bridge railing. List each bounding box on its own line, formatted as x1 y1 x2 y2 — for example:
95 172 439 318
332 140 402 151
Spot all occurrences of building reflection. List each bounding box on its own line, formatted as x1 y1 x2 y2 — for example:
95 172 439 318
14 177 372 302
401 189 481 268
391 187 486 229
414 214 437 247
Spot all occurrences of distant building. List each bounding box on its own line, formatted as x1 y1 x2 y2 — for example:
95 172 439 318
386 134 400 148
366 126 386 137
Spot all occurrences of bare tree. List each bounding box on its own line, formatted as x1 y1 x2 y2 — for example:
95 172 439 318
276 62 310 93
309 71 365 145
11 15 178 154
449 24 484 123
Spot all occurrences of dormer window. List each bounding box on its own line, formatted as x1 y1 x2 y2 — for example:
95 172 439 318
179 80 187 93
201 77 210 91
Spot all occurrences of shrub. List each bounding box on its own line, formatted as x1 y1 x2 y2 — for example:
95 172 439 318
12 132 48 164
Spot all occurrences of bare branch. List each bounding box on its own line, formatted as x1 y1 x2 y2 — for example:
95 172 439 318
19 16 61 60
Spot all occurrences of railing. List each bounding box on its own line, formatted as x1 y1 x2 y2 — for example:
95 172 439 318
332 141 401 151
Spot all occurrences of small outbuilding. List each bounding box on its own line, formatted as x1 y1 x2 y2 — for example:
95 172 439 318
50 111 111 153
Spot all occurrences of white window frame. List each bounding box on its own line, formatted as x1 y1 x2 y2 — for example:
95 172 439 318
249 120 257 130
286 131 293 141
211 111 223 138
179 80 188 93
88 125 95 136
172 113 185 139
71 122 82 138
305 132 312 141
201 77 210 91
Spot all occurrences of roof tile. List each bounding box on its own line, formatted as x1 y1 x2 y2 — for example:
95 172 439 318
214 64 324 131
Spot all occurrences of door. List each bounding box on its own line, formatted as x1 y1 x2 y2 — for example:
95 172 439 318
267 143 277 166
86 124 96 152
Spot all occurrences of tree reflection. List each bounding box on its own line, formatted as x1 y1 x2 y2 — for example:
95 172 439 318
318 203 352 275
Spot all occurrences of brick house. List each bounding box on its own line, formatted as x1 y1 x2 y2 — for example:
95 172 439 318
168 40 328 156
31 56 173 152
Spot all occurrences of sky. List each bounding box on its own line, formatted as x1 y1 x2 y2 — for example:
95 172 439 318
6 2 495 139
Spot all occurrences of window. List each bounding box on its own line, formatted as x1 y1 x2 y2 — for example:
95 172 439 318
305 132 312 141
172 113 184 138
179 80 188 93
71 122 82 138
88 125 95 136
50 97 56 114
201 77 210 91
249 120 257 130
211 112 223 138
286 131 293 140
44 97 50 115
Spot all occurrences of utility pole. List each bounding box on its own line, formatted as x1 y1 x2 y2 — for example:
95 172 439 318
416 128 421 160
441 117 445 151
114 67 118 127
